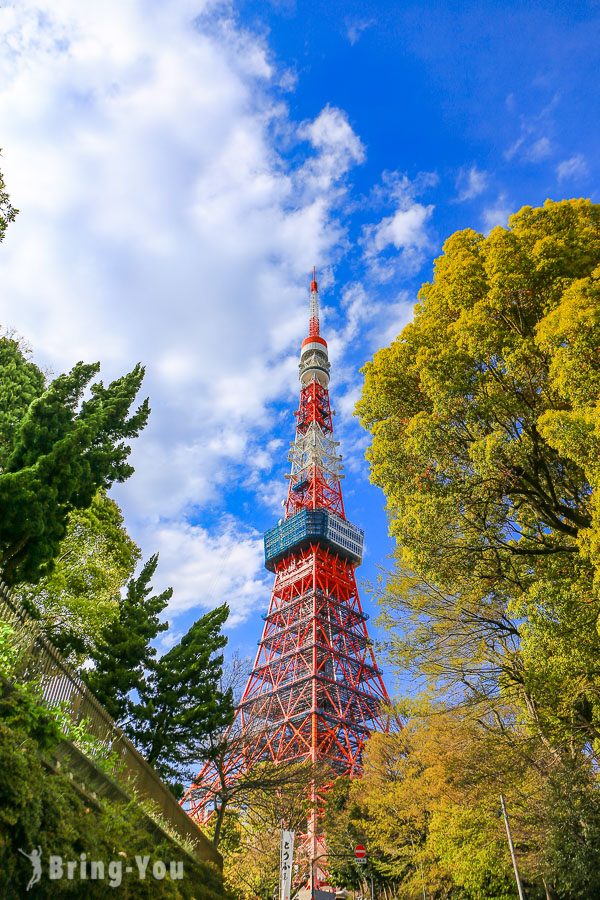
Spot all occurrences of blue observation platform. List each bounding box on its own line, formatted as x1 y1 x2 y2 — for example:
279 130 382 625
264 509 364 572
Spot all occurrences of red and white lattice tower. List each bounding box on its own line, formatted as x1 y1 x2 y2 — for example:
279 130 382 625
183 270 390 886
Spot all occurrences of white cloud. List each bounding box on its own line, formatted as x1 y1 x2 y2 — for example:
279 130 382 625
482 194 512 232
320 281 414 480
251 476 288 516
156 629 185 657
507 135 552 163
363 204 434 282
370 294 415 348
455 165 488 202
345 17 375 46
368 204 433 254
148 518 270 627
325 281 413 367
527 136 552 162
298 105 365 194
361 171 436 282
370 169 438 206
556 153 588 182
504 93 559 164
339 282 373 342
336 383 362 419
0 0 369 626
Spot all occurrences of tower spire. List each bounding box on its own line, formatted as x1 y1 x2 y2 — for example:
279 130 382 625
309 266 320 337
300 267 330 389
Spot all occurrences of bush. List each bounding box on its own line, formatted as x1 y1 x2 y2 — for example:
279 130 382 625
0 679 226 898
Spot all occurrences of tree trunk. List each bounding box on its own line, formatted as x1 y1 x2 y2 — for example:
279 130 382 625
212 799 227 848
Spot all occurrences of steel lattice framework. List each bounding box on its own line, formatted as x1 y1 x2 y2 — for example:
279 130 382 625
182 270 390 886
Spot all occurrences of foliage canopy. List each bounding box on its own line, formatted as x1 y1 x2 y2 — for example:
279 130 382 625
17 489 141 658
354 199 600 897
326 711 600 898
358 199 600 741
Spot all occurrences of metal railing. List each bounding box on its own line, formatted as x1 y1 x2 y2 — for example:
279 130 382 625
0 579 221 868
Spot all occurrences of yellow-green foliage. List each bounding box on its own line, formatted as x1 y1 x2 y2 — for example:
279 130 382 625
326 712 600 898
354 199 600 897
17 490 141 660
358 199 600 749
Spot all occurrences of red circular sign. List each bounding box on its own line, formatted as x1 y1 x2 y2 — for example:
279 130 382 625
354 844 366 859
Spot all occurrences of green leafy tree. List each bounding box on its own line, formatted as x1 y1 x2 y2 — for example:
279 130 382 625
0 678 226 898
325 712 570 898
537 759 600 899
132 604 234 793
84 553 171 722
0 151 17 241
0 336 149 583
16 490 141 658
219 762 315 900
323 777 370 891
357 198 600 745
356 198 600 897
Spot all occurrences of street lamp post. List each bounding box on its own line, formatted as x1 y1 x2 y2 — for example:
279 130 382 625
500 794 525 900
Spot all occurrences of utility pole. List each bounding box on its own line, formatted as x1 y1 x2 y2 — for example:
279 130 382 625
500 794 525 900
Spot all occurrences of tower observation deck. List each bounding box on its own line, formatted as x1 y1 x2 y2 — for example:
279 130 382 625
183 270 391 887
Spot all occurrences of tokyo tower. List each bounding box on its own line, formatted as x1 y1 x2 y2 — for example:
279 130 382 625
184 270 390 885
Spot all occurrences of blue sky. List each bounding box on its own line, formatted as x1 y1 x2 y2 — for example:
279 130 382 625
0 0 597 697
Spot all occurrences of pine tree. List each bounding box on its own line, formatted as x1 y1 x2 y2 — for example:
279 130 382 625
0 337 149 584
0 337 44 459
84 554 170 723
132 604 234 793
